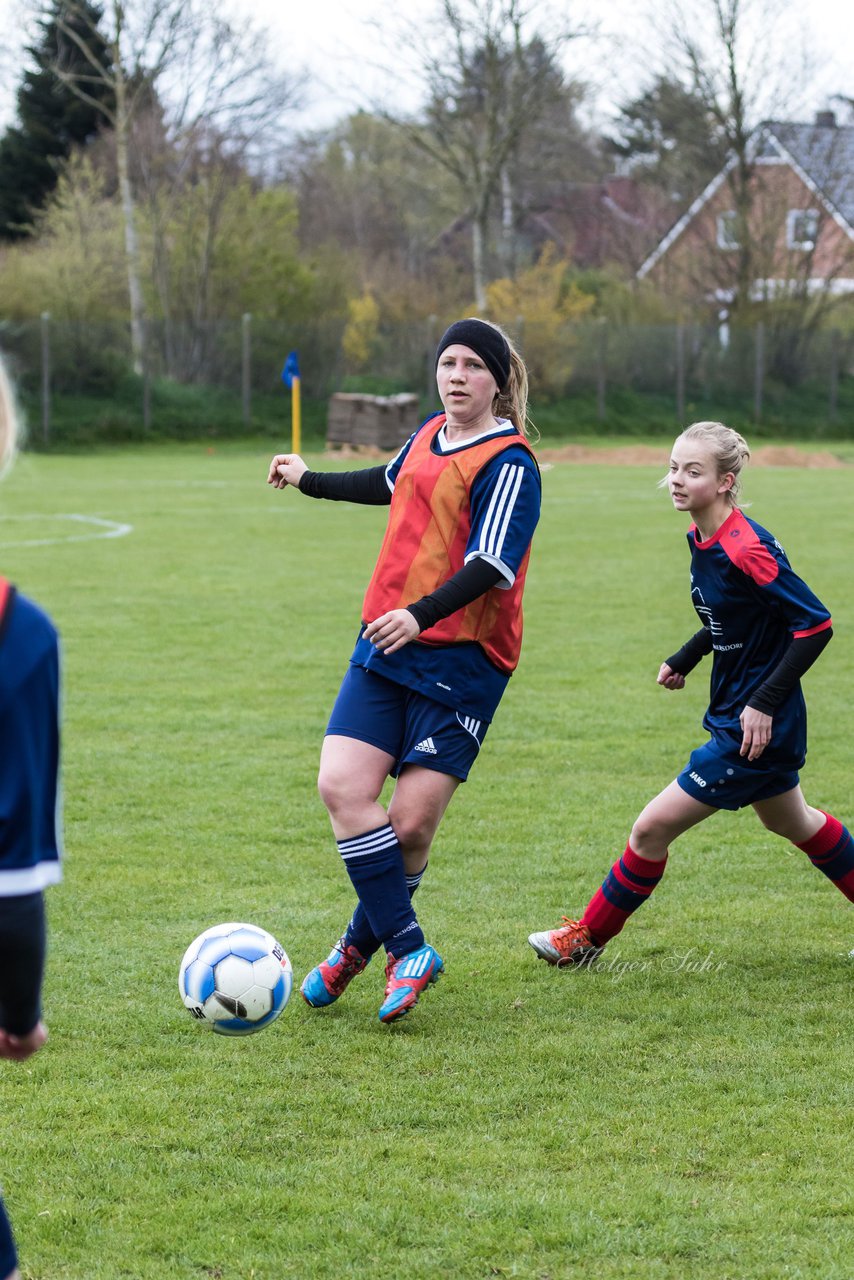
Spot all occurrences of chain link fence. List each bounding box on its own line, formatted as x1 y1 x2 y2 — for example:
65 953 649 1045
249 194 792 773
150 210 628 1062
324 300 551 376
1 313 851 444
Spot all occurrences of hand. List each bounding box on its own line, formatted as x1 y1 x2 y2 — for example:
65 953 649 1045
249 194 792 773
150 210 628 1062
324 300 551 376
267 453 308 489
739 706 772 760
0 1019 47 1062
657 662 686 690
363 609 421 655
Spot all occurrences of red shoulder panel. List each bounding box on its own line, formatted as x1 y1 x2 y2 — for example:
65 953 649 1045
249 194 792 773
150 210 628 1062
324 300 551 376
717 511 779 585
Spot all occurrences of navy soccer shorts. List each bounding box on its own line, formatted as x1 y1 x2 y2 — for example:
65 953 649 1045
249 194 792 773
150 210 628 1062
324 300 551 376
326 664 488 781
676 737 800 811
0 1197 17 1280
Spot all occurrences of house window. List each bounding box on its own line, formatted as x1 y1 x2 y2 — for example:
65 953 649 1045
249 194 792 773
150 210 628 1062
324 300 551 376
717 211 740 250
787 209 819 250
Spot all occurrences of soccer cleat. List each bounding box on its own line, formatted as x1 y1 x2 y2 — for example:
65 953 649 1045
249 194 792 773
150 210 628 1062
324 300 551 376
527 917 604 967
378 943 444 1024
300 938 370 1007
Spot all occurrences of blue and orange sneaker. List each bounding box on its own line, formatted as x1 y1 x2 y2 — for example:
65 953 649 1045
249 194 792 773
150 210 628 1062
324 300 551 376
300 937 370 1007
378 943 444 1024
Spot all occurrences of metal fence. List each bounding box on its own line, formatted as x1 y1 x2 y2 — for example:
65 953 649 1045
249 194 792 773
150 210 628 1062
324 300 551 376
569 320 852 422
1 312 851 443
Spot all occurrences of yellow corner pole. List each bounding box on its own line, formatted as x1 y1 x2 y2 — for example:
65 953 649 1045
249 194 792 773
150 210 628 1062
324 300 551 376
291 375 301 454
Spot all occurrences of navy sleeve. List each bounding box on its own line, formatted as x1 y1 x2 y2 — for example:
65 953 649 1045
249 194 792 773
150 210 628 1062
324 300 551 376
0 892 46 1036
735 530 831 634
466 446 541 584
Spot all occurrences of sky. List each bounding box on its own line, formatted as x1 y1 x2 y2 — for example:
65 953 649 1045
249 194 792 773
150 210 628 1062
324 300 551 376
0 0 851 138
223 0 854 134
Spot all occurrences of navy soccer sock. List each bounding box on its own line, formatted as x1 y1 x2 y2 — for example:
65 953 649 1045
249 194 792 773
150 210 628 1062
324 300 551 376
345 863 428 959
338 825 425 957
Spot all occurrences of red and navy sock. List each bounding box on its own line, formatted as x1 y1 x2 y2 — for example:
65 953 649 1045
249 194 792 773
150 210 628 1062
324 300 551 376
337 824 425 957
345 863 428 959
796 812 854 903
581 843 668 944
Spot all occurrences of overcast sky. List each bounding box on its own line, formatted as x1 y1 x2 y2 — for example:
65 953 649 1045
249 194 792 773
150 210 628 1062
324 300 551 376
226 0 854 134
0 0 851 138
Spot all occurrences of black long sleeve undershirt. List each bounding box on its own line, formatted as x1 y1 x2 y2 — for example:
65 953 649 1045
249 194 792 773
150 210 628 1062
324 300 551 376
746 627 832 713
665 626 833 713
298 466 505 630
406 558 505 632
665 627 714 676
0 893 46 1036
298 466 391 505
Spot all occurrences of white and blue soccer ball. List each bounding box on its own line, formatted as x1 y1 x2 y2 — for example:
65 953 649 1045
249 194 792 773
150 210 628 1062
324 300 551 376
179 922 292 1036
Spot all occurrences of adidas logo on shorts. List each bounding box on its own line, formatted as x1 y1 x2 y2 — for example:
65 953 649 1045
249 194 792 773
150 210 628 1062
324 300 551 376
414 737 438 754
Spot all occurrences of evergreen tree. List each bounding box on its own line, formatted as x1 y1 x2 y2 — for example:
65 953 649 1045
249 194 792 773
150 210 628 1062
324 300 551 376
0 0 114 240
606 75 728 208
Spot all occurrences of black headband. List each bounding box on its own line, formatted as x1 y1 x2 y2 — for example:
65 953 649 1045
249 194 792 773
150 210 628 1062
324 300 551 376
436 319 511 391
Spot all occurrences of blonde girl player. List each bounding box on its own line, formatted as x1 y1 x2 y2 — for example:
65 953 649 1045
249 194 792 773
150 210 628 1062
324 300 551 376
529 421 852 966
268 318 540 1023
0 357 62 1280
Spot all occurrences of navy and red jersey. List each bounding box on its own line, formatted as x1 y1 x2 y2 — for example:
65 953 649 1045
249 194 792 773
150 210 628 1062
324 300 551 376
351 414 541 722
0 580 62 895
687 508 831 767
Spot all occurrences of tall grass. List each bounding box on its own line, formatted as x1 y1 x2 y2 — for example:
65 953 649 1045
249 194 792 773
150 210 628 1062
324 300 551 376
1 443 852 1279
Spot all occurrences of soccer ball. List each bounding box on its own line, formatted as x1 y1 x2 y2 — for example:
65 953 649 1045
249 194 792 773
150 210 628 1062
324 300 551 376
179 922 292 1036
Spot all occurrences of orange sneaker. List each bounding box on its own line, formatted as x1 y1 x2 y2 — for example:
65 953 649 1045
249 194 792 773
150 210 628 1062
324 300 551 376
528 917 603 967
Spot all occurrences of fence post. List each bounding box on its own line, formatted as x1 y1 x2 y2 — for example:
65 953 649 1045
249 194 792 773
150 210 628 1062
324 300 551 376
425 314 437 400
141 319 151 432
40 311 50 446
829 328 840 424
596 317 607 422
675 323 685 423
753 322 764 423
242 313 251 428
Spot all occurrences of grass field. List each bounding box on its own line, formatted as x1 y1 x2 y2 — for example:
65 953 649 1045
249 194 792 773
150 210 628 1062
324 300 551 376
1 440 853 1280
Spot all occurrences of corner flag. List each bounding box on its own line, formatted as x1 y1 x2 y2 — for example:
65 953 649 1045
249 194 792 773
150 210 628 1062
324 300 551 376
281 350 301 452
281 350 300 388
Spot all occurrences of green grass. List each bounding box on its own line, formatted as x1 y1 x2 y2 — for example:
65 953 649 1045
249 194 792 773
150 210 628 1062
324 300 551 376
1 444 853 1279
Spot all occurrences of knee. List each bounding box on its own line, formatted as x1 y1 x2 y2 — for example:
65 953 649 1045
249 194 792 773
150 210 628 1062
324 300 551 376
317 763 354 820
389 810 431 855
629 811 668 853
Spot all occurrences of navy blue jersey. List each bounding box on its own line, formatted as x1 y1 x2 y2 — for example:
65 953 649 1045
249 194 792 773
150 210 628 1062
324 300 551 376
687 508 831 767
352 418 541 721
0 583 63 894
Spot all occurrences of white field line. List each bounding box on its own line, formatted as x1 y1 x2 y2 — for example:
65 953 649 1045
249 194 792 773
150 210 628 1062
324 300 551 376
0 513 134 549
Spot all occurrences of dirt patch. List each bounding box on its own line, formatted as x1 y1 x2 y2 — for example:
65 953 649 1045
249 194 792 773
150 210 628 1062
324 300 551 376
324 442 849 468
749 446 848 468
536 444 849 468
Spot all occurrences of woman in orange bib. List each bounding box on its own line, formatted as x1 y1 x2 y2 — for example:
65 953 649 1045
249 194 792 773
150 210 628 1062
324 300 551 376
268 318 541 1023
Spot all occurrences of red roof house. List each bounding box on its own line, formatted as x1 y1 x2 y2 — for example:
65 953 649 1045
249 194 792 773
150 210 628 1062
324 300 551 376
636 112 854 307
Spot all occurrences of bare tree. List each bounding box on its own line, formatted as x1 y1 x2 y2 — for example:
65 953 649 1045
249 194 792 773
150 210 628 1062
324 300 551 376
661 0 818 315
379 0 585 309
52 0 303 372
651 0 854 386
